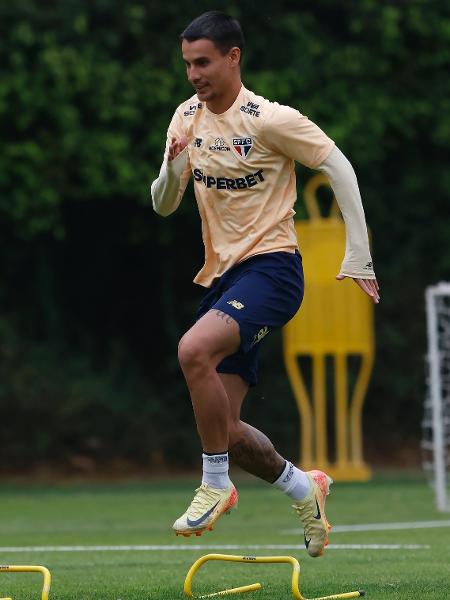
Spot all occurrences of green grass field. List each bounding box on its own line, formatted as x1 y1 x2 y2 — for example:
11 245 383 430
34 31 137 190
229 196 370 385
0 473 449 600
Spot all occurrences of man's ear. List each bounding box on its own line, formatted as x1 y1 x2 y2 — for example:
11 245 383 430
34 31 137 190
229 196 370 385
229 47 241 67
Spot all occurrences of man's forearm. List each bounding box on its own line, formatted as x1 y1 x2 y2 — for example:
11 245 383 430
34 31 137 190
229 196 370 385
318 146 375 279
151 148 189 216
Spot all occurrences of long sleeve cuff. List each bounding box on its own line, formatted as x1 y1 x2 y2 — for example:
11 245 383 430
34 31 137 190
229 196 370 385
151 148 189 216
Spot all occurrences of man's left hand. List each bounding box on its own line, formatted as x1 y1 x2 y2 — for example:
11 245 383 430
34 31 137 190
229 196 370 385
336 274 380 304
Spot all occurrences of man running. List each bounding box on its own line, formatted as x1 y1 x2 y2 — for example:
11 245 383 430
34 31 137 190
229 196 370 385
151 11 379 558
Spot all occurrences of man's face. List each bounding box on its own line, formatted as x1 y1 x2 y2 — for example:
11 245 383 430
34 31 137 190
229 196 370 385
182 38 239 103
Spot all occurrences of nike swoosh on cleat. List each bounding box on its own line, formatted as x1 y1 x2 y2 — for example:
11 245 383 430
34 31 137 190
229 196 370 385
313 499 321 520
304 535 311 549
186 501 220 528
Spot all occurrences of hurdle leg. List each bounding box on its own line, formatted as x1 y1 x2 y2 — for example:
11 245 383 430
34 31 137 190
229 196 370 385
0 566 51 600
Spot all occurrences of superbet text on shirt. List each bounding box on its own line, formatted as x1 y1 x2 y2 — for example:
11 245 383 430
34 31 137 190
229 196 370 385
164 85 335 287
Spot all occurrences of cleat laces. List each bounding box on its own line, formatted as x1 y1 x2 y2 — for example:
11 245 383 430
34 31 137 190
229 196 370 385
187 484 221 519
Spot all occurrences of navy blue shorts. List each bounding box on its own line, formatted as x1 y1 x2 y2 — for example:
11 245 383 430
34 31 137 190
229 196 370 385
196 251 304 386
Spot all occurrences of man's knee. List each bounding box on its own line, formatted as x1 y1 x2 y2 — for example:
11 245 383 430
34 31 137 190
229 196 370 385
178 333 210 375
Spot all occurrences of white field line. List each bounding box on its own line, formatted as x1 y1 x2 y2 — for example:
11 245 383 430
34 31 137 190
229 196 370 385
281 519 450 535
0 543 429 553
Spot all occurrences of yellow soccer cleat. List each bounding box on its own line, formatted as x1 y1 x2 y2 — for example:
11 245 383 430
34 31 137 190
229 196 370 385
292 469 333 557
173 482 238 537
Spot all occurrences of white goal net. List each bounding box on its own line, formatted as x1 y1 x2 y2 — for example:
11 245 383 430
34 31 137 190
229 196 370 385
422 282 450 511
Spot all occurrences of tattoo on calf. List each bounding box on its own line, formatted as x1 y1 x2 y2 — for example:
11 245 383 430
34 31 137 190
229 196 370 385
229 423 285 483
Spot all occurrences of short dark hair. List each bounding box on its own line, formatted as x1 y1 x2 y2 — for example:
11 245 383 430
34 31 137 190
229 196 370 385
181 11 245 61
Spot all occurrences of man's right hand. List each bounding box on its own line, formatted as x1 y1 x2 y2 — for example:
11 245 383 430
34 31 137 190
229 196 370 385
168 136 188 161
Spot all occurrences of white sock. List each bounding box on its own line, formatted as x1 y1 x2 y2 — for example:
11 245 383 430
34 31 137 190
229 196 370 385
202 452 231 489
272 461 312 501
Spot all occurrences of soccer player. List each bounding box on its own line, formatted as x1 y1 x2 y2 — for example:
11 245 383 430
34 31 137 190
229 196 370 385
151 11 379 558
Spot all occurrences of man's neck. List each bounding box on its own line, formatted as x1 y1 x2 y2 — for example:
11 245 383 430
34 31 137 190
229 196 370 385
206 81 242 115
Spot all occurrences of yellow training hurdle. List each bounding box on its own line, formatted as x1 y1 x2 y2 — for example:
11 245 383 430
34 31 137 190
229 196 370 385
184 554 364 599
0 566 51 600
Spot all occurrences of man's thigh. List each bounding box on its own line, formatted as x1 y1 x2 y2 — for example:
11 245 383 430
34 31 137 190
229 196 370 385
179 309 241 366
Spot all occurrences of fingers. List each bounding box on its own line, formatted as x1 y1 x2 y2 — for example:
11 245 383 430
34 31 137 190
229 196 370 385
355 278 380 304
168 138 178 161
368 278 380 301
336 274 380 304
168 137 188 161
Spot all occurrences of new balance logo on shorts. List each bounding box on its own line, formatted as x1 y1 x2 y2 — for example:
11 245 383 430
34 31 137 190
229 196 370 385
227 299 245 310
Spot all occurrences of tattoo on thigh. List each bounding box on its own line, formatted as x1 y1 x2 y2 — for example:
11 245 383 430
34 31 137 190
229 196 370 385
213 310 234 325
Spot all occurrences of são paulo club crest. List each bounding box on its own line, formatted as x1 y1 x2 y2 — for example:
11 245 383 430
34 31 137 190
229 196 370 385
232 137 253 159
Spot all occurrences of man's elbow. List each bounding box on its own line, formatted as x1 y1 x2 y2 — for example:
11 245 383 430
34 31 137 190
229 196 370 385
150 180 174 217
151 195 175 217
153 203 175 217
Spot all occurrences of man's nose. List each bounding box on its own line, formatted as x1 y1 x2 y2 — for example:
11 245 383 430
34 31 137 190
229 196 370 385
188 66 200 83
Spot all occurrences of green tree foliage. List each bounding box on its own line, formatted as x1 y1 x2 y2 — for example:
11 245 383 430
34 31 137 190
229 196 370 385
0 0 448 470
